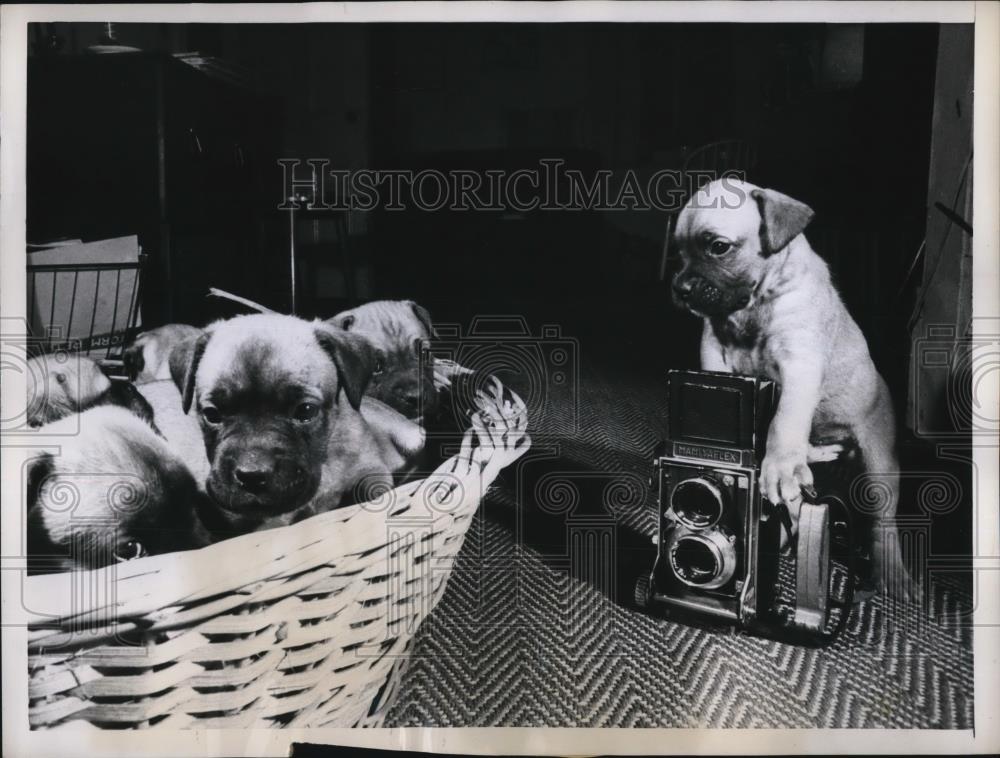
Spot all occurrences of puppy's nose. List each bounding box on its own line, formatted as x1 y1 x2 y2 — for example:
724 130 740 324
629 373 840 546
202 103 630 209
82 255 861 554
673 279 694 300
234 466 270 493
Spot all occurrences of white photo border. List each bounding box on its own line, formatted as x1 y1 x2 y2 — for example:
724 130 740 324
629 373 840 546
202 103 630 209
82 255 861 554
2 3 996 756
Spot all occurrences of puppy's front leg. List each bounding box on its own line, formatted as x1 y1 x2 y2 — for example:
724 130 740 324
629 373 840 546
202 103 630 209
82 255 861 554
760 358 823 522
700 321 727 371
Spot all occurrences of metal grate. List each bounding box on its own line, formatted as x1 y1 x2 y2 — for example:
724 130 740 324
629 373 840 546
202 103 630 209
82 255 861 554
26 255 145 367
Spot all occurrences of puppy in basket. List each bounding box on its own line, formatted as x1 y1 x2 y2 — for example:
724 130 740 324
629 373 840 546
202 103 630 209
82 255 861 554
175 313 423 539
123 323 203 385
27 405 208 573
26 352 155 428
327 300 440 419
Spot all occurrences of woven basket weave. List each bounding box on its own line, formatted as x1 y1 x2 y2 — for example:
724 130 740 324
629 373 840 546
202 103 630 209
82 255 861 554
26 379 529 730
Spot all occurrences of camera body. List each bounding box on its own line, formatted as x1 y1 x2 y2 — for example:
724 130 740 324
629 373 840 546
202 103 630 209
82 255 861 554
641 369 782 628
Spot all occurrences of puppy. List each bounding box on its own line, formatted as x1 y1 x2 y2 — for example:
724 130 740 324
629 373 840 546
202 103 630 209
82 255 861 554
671 178 911 598
26 352 110 426
357 395 427 480
134 383 423 506
175 313 401 538
26 352 155 428
27 406 208 573
327 300 438 419
124 323 204 384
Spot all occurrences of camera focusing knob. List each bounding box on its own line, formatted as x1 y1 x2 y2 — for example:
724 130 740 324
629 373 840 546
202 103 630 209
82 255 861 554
649 459 664 490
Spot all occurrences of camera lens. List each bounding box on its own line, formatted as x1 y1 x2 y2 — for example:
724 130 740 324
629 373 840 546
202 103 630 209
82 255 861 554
673 538 717 582
667 529 737 590
670 477 725 528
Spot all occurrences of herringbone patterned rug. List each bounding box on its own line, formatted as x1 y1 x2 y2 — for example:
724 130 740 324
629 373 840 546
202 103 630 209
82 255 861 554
385 358 974 728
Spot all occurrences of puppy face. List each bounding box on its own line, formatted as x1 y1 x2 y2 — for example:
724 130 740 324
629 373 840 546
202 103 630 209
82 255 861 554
27 406 208 572
671 179 814 317
329 300 437 418
179 314 373 521
26 352 111 426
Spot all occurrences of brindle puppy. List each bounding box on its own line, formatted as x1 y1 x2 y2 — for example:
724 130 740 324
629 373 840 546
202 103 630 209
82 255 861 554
175 313 398 537
328 300 438 419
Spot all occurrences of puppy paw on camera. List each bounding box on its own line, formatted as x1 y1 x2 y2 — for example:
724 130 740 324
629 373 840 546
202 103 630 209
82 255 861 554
760 450 814 551
760 448 813 509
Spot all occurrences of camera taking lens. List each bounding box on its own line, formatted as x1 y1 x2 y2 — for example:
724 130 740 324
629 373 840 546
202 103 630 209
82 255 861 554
668 528 737 590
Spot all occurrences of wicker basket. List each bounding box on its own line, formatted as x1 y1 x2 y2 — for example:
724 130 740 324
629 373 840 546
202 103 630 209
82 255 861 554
26 379 529 730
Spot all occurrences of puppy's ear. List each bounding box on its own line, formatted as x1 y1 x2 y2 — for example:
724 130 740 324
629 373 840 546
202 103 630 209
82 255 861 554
26 452 54 513
328 311 356 331
407 300 435 339
314 327 374 410
179 332 210 415
26 452 60 573
122 341 144 383
751 188 814 255
169 334 201 393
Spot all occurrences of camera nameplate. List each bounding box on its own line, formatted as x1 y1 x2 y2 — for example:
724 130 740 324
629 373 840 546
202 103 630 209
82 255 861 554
671 441 755 469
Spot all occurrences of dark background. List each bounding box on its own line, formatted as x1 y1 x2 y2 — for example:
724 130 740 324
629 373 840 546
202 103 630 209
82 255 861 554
25 22 940 407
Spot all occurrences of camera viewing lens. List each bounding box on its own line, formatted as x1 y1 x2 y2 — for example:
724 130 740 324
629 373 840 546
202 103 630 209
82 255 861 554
668 530 737 590
670 477 725 528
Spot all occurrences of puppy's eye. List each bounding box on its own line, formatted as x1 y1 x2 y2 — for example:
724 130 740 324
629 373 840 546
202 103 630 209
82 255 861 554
201 405 223 425
373 354 386 376
114 540 146 562
340 315 355 330
293 402 320 422
709 240 732 256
